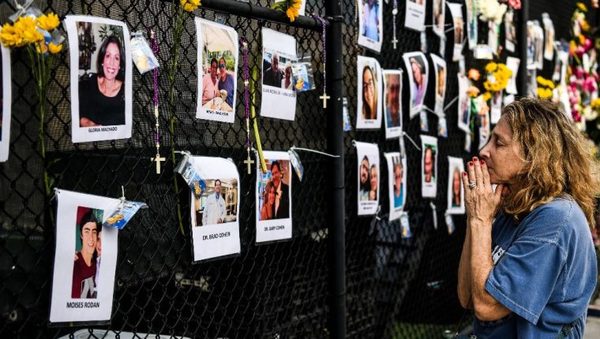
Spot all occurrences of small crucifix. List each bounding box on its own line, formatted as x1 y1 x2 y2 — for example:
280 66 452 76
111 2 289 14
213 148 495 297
243 154 255 174
392 37 398 49
151 153 166 174
320 92 331 109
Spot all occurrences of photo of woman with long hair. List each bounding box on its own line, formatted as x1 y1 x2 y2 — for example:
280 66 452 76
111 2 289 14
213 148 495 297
67 15 132 143
79 34 125 127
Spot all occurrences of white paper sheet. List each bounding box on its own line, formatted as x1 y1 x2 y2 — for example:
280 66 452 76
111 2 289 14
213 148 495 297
384 152 406 221
50 189 121 323
403 52 429 118
446 156 465 214
357 56 383 129
195 18 238 123
188 156 241 261
358 0 383 52
356 141 380 215
255 151 293 243
0 45 11 162
420 135 438 198
260 28 297 121
383 69 403 139
66 15 132 143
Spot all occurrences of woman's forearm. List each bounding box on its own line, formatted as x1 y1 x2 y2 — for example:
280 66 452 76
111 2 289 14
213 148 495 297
457 224 473 309
470 221 510 321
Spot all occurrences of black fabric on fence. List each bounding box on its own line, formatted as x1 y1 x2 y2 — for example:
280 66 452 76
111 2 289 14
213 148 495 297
0 0 581 338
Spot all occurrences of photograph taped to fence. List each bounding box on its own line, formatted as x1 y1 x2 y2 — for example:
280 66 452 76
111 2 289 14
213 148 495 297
403 52 428 118
505 56 520 94
420 135 438 198
65 15 132 143
383 70 403 139
431 54 446 116
465 0 477 49
188 156 240 261
196 18 238 123
491 90 503 124
504 9 516 53
477 95 491 150
356 141 380 216
543 14 555 61
256 151 292 243
405 0 426 32
357 0 383 52
384 152 406 221
0 45 11 162
357 56 382 129
50 189 120 323
457 74 470 132
447 3 464 61
432 0 445 37
260 28 297 121
446 156 465 214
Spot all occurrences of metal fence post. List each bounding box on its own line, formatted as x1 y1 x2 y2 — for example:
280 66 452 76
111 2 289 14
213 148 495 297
518 0 529 96
325 0 346 338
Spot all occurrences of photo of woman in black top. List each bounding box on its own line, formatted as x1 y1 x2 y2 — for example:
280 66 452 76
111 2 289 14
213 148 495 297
79 35 125 127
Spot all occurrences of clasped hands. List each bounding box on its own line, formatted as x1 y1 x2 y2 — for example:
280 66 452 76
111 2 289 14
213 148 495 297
462 156 504 226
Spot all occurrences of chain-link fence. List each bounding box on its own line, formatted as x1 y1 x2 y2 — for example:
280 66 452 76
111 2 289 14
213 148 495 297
0 0 583 338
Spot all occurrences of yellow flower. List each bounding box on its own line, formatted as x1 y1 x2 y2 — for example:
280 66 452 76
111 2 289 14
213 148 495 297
536 76 545 85
578 34 586 45
485 62 497 73
35 41 47 54
466 86 480 97
180 0 200 12
286 0 302 22
536 88 553 99
37 13 60 31
48 42 62 54
0 23 23 47
482 92 492 102
581 20 590 32
14 16 43 45
577 2 587 12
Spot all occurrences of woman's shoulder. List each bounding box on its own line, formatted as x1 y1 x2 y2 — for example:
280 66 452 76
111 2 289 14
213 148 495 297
520 196 588 242
79 73 98 90
80 73 98 82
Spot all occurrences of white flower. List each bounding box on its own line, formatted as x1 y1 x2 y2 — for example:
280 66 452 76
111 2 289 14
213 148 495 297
478 0 507 24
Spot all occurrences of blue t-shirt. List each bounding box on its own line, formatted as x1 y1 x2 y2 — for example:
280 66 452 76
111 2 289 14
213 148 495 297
473 196 597 338
218 73 235 107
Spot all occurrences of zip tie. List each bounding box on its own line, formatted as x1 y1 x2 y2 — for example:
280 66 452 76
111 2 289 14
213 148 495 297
444 96 459 111
444 26 455 33
424 23 453 28
51 187 60 201
290 146 340 158
422 106 437 115
402 132 421 151
119 185 126 210
174 150 191 156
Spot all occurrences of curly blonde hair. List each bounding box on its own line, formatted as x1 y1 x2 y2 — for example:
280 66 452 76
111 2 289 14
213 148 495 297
501 98 599 229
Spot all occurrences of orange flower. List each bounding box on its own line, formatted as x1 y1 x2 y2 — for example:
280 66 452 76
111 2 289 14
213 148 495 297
468 69 480 81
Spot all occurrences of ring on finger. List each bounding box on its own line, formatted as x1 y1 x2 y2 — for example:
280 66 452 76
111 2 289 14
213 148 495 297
468 180 476 189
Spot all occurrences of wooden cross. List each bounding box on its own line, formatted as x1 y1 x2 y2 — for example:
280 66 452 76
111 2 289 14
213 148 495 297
244 154 255 174
151 153 166 174
320 92 331 109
